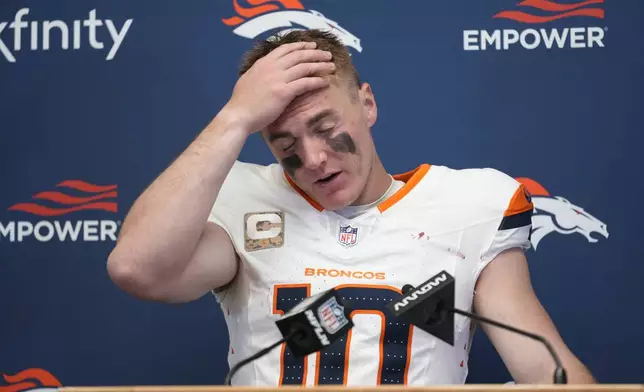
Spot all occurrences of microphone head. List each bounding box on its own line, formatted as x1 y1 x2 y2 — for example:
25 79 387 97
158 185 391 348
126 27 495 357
387 271 456 346
275 288 354 357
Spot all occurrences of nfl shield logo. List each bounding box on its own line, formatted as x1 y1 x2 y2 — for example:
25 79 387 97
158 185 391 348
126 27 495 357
317 297 350 334
338 224 358 247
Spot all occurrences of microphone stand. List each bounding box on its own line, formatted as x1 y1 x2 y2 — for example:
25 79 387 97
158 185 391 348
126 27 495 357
223 329 301 386
445 306 567 384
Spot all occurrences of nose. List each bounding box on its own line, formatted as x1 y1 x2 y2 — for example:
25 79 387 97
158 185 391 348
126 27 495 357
299 138 327 170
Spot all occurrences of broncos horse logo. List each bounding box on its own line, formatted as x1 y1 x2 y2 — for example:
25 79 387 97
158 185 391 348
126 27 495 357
222 0 362 53
516 177 609 250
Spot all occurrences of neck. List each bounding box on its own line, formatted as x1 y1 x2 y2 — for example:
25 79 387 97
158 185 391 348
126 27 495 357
351 153 392 206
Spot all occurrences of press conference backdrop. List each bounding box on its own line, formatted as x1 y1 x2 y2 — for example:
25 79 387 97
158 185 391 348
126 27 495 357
1 0 642 388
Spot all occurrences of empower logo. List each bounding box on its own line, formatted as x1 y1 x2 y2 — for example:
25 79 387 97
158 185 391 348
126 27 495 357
222 0 362 53
516 177 609 249
0 8 133 63
464 0 606 51
0 180 121 243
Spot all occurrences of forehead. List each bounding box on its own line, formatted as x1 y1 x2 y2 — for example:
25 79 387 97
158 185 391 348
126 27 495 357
266 81 350 134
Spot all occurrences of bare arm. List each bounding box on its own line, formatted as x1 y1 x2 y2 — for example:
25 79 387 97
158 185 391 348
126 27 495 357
107 41 335 303
107 113 248 302
474 248 596 384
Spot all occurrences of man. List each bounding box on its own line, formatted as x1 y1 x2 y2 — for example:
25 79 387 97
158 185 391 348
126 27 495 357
107 30 595 385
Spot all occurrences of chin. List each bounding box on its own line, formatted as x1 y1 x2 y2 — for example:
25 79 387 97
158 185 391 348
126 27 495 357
316 188 360 211
307 171 363 210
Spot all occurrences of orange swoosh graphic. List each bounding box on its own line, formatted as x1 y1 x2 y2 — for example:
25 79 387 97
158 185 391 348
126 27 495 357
516 177 550 196
7 181 118 216
493 8 604 23
32 190 117 205
223 0 304 26
1 368 61 392
233 0 279 19
222 16 245 26
248 0 303 8
56 180 116 193
8 201 118 216
518 0 604 12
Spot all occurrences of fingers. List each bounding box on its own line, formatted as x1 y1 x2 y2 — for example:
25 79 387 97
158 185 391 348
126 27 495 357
285 61 336 83
287 77 331 97
269 41 317 59
279 48 333 70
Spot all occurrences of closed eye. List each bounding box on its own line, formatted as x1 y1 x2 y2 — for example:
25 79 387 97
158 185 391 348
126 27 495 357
281 141 295 152
315 125 335 136
269 133 296 152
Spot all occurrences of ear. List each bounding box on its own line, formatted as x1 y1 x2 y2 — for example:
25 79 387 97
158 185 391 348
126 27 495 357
359 82 377 128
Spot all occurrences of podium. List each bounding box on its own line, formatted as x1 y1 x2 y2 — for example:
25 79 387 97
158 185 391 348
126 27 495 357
58 385 644 392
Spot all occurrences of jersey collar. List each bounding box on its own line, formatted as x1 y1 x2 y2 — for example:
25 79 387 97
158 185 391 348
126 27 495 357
283 164 431 213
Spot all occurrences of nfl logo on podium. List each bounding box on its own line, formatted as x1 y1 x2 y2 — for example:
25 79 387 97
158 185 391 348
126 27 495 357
338 224 358 247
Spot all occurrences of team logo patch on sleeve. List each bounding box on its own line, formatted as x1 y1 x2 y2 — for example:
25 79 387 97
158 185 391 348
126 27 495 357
337 224 358 247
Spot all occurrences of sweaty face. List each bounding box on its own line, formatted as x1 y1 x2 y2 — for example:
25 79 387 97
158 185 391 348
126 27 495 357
263 79 377 210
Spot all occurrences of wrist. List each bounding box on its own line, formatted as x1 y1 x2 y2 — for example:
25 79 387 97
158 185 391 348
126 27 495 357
215 104 255 136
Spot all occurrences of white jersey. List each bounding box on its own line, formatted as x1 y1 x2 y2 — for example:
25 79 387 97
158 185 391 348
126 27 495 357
208 161 533 386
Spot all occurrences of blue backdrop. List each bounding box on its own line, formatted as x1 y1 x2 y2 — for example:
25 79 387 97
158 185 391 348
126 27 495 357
1 0 643 388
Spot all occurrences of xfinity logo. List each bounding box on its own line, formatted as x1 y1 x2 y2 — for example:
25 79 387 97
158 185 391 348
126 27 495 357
393 273 448 312
305 309 330 346
0 8 133 63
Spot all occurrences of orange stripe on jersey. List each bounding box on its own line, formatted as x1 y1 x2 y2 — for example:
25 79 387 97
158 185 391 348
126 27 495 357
499 183 534 230
284 174 324 211
342 310 386 385
403 325 414 385
283 164 431 213
504 183 534 217
334 283 402 293
378 164 431 213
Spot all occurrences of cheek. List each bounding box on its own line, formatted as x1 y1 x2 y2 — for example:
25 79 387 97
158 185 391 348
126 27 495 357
280 154 303 177
327 133 357 154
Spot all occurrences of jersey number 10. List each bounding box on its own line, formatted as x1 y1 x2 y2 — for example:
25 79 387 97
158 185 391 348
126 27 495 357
273 284 414 385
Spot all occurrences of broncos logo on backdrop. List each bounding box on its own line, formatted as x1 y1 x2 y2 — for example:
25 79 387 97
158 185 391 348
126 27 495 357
516 177 609 250
222 0 362 53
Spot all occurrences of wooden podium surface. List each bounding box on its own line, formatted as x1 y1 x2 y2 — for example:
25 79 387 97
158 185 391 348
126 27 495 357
58 385 644 392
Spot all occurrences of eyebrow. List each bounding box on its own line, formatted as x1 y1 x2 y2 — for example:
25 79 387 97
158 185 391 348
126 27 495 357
267 131 294 143
306 109 337 129
268 109 338 143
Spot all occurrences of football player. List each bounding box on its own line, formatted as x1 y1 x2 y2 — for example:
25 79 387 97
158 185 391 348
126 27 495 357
107 30 595 385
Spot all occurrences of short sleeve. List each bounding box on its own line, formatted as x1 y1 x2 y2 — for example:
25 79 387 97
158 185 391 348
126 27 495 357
205 161 246 302
208 199 237 304
476 178 534 279
206 160 261 240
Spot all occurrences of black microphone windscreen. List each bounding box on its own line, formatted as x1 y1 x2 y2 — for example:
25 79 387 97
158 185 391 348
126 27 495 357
388 271 456 346
275 288 353 357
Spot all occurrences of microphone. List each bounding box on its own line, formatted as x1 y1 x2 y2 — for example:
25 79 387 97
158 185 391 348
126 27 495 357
223 288 353 385
387 271 568 384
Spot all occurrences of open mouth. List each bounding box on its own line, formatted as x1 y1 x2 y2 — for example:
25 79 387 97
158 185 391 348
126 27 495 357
316 172 341 184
